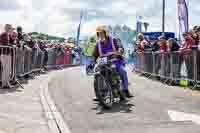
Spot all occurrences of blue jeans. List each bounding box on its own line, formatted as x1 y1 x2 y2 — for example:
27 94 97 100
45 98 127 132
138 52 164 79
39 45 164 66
115 62 129 90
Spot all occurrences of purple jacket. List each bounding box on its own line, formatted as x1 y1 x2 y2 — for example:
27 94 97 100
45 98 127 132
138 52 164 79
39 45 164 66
93 36 125 65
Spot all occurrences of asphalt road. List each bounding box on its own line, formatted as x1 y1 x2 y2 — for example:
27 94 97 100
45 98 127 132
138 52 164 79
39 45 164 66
49 67 200 133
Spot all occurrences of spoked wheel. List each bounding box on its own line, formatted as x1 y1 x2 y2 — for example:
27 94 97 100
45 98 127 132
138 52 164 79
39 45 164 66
94 74 113 109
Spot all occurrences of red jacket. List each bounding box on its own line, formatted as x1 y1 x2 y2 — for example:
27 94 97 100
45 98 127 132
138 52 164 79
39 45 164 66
0 32 9 45
160 42 167 53
0 32 14 45
182 39 193 49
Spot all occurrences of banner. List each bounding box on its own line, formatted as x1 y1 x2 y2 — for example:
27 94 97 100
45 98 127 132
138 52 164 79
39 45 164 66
76 10 84 46
177 0 189 40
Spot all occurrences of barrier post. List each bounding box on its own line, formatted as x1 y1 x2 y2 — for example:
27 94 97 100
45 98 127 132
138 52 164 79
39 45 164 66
192 50 198 89
152 52 156 77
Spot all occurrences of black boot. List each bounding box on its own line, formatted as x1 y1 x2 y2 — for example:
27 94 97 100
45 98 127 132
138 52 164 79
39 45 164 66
124 90 134 98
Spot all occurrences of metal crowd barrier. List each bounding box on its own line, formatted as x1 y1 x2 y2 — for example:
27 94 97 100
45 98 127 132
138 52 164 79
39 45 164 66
0 45 16 87
133 49 200 87
16 46 45 77
46 47 73 69
0 44 76 88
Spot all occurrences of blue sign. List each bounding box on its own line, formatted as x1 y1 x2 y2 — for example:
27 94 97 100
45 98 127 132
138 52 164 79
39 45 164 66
143 32 175 40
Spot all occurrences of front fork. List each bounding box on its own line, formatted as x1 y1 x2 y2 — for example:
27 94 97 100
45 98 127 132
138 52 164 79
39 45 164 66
110 68 121 98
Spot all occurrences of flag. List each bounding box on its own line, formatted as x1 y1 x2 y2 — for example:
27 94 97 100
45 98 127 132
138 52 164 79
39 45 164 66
136 16 143 33
76 10 84 46
177 0 189 40
76 23 81 46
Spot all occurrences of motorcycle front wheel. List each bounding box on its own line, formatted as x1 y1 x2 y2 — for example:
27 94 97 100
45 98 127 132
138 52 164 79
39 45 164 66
94 74 113 109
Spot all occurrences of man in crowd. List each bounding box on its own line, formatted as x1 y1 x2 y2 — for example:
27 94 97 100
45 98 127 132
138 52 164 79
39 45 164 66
16 26 24 46
0 24 13 45
0 24 14 88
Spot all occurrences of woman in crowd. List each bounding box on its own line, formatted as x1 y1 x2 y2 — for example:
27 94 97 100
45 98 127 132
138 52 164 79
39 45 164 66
135 33 148 53
167 38 180 78
135 33 147 71
167 38 180 52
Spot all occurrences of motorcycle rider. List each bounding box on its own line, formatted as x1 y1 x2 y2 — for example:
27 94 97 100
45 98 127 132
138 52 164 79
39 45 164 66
92 25 133 98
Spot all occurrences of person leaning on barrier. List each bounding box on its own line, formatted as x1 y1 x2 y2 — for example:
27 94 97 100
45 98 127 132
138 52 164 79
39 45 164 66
167 38 180 52
153 36 168 76
39 41 48 70
158 36 168 53
178 32 194 80
0 24 13 45
150 37 160 52
136 33 148 53
179 32 193 52
0 24 15 88
16 26 24 44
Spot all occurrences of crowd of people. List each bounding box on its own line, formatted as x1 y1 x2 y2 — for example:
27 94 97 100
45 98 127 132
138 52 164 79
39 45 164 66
135 26 200 53
0 24 80 88
133 26 200 85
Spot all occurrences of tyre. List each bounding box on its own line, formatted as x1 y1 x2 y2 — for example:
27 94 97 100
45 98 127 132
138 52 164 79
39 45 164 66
94 74 113 109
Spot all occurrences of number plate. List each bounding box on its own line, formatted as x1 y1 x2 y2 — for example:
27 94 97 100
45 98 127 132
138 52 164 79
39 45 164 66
98 57 108 65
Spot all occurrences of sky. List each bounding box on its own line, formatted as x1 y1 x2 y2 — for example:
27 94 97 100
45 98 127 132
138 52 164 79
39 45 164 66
0 0 199 38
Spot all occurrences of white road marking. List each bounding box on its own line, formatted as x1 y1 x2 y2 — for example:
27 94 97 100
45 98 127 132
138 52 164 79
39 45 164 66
168 110 200 125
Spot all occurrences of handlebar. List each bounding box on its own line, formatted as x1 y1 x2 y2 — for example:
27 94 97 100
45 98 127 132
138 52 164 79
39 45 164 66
100 52 122 58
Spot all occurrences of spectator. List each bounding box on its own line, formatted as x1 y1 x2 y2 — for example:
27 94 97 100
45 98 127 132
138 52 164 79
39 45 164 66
167 38 180 52
150 38 160 52
10 28 17 45
154 36 168 77
0 24 14 88
158 36 168 53
0 24 13 45
178 32 194 80
136 33 148 52
179 32 193 52
26 38 35 49
143 41 152 51
167 38 180 78
16 26 24 44
39 41 48 70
